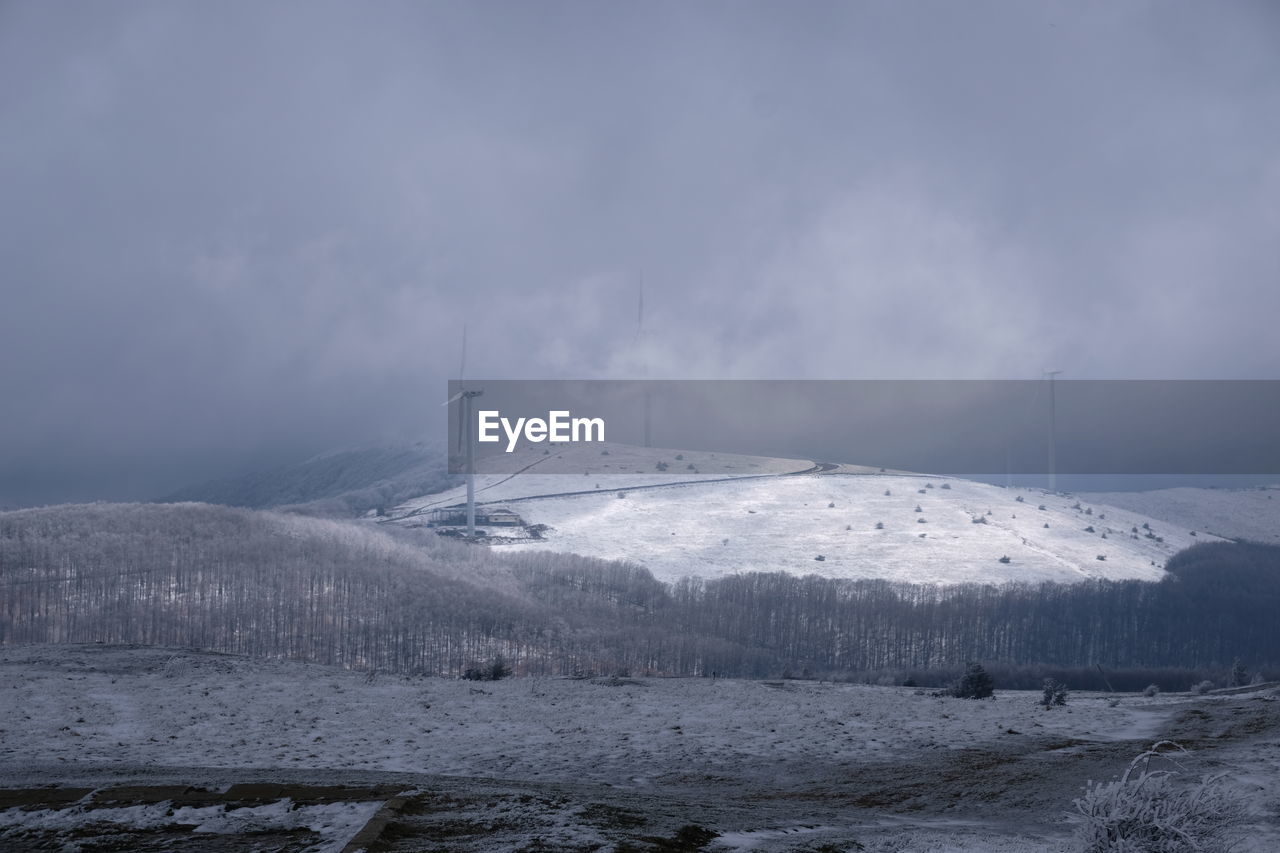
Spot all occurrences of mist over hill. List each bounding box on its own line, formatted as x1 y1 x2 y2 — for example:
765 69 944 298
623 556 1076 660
157 442 456 517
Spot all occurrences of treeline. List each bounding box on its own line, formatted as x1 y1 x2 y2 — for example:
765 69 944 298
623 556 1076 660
664 542 1280 676
0 503 612 676
2 503 1277 682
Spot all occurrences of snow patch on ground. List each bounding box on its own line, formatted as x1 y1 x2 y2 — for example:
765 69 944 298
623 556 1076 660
0 799 381 853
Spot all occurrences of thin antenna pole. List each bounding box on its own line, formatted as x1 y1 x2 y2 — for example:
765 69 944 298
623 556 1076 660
1046 370 1063 492
635 274 651 447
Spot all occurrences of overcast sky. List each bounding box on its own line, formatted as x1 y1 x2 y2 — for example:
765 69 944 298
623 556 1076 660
2 1 1278 504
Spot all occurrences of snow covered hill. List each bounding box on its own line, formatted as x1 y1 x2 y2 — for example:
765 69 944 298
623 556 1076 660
388 443 1208 585
1079 486 1280 545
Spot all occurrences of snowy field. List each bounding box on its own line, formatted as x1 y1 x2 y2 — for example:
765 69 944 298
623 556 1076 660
3 645 1279 851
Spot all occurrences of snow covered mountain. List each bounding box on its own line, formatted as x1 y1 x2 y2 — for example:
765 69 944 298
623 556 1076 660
387 443 1215 585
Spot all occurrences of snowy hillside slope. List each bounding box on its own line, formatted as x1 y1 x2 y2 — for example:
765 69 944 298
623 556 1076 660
388 443 1208 585
491 475 1198 584
1080 486 1280 544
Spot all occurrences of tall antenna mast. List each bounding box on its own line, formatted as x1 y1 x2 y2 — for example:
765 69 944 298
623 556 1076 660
635 275 651 447
1045 369 1063 492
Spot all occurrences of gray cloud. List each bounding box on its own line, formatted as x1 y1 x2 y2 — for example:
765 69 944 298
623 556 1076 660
2 0 1278 504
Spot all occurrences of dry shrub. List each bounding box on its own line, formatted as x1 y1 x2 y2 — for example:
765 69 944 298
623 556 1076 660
1071 741 1246 852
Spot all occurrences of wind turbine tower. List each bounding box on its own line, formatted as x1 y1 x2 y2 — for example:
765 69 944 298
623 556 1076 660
443 325 483 539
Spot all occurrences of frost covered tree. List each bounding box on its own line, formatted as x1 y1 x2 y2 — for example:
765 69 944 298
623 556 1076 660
5 505 1280 681
1229 658 1248 687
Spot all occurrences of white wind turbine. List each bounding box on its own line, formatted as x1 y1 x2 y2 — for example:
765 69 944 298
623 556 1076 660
442 323 483 539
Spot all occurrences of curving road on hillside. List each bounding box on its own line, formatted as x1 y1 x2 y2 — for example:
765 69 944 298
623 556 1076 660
381 461 841 523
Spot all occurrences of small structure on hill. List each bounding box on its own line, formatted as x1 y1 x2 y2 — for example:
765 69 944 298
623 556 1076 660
428 506 524 528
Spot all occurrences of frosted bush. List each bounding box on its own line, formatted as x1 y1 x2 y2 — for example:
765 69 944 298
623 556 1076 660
161 655 191 678
1040 678 1068 707
1070 741 1246 852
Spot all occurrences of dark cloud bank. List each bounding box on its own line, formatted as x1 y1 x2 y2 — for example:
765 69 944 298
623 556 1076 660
2 1 1277 505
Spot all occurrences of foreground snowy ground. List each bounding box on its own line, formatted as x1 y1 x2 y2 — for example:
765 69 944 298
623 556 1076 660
0 646 1169 784
3 645 1279 851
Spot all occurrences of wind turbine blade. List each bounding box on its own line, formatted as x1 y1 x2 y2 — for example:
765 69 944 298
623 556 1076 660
442 390 465 406
456 395 465 455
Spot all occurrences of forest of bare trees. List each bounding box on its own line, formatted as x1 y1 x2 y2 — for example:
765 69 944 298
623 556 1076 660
2 503 1276 683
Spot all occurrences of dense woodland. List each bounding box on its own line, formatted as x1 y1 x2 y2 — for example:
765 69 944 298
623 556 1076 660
2 503 1276 687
